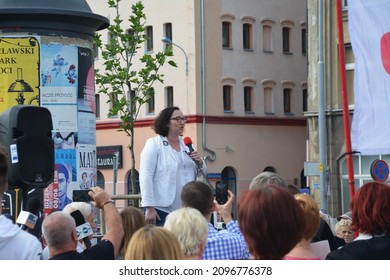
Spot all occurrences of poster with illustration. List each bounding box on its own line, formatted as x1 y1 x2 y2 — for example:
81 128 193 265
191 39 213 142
0 36 40 111
76 144 97 190
40 44 78 132
77 47 95 113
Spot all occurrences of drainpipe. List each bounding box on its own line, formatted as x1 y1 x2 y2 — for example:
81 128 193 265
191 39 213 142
318 0 327 210
201 0 216 162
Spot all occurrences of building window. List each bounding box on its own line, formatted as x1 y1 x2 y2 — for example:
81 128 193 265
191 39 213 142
95 94 100 118
301 28 307 55
263 25 272 52
166 86 174 107
283 88 292 114
243 23 252 50
222 22 232 48
93 43 99 59
264 87 274 114
223 85 232 111
244 86 253 112
163 23 172 49
303 88 308 112
127 90 136 113
282 27 291 53
339 154 390 212
147 95 155 114
342 0 348 9
146 26 153 52
108 92 117 110
107 31 114 43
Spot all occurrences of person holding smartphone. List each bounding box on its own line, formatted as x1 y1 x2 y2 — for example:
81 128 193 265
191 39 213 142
42 187 124 260
181 181 249 260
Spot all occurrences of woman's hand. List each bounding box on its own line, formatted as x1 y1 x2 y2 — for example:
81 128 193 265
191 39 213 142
145 207 160 225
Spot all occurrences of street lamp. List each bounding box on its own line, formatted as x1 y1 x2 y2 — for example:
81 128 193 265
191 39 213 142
162 36 188 75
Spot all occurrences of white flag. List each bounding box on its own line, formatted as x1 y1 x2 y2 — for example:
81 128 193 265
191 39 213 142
349 0 390 155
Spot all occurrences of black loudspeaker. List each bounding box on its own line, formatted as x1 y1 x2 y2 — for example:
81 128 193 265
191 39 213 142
0 105 54 189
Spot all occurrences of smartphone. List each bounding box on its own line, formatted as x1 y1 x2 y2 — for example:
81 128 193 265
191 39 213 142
215 181 228 205
73 190 92 202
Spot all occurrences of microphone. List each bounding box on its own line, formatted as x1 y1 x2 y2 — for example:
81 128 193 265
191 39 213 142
184 137 194 153
16 210 38 230
184 136 203 168
17 197 42 230
70 210 92 249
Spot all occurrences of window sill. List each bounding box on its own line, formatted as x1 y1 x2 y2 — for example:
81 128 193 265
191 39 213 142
284 113 294 116
283 51 293 55
245 111 255 115
224 110 234 114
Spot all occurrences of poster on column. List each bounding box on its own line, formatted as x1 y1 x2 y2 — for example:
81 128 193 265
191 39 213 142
0 36 40 111
43 152 76 216
77 144 97 190
77 47 96 145
40 44 78 132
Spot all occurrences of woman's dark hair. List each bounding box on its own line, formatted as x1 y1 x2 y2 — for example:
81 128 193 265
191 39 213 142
152 106 180 136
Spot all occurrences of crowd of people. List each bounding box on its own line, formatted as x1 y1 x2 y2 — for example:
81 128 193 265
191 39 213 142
1 106 390 260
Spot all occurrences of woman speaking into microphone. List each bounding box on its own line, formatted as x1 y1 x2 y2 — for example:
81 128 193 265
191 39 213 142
139 107 206 226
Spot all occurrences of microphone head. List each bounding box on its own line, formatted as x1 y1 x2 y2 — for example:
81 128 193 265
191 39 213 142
26 198 41 214
70 210 86 227
184 137 192 146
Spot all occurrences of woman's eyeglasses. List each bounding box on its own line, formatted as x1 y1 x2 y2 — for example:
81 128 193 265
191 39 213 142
170 116 187 123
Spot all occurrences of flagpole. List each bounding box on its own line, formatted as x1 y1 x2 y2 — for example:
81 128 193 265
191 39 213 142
336 0 355 199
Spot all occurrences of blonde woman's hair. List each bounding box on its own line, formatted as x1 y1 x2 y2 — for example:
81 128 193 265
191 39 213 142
294 194 320 240
335 218 352 234
124 226 183 260
164 207 208 258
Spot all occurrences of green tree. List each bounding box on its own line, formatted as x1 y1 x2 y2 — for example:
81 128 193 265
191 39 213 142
94 0 176 194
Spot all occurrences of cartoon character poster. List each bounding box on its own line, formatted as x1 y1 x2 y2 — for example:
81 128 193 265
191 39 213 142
40 44 78 132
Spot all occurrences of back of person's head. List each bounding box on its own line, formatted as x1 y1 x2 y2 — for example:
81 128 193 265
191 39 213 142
238 184 304 259
335 218 352 234
164 207 208 259
181 181 214 216
42 211 76 250
350 181 390 235
120 206 146 257
294 194 320 240
249 172 287 190
63 202 93 220
0 144 8 196
124 226 183 260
